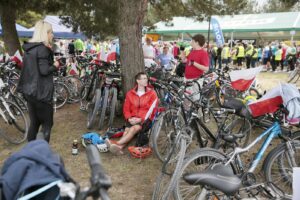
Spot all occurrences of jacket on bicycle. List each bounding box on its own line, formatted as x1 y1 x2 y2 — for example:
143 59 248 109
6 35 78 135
123 86 158 123
0 140 71 200
17 42 57 103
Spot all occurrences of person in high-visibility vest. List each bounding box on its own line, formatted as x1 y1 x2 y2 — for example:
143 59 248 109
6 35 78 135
273 45 283 72
245 43 254 69
231 45 238 69
236 42 245 68
221 43 230 68
251 45 258 68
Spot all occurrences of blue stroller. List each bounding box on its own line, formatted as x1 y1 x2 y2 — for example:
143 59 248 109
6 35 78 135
0 140 111 200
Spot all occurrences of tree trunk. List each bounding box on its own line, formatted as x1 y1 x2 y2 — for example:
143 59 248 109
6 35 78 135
118 0 147 94
0 3 21 55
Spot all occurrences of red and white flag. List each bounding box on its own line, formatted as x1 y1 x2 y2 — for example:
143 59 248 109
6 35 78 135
98 45 117 63
107 44 117 63
10 50 23 68
230 67 262 91
98 47 108 62
248 85 283 117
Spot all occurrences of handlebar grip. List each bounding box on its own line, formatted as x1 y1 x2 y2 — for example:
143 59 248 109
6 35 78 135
86 145 103 178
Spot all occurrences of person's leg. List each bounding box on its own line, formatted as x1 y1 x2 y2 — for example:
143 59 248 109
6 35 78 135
26 99 41 142
117 125 142 148
36 102 54 142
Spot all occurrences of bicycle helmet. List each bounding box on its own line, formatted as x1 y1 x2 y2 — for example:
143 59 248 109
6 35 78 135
128 146 152 159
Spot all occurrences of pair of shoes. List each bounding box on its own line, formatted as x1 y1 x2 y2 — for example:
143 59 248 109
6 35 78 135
128 146 152 159
105 139 124 155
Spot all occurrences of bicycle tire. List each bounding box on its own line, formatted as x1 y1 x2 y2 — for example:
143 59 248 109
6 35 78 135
151 109 185 163
10 94 28 112
287 69 299 83
173 148 228 200
223 115 252 148
263 141 300 199
53 82 69 109
65 75 83 103
0 101 28 144
152 137 186 200
99 87 109 130
87 89 102 129
108 87 117 127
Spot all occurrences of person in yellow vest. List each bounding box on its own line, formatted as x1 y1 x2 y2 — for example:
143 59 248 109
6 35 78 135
251 45 258 68
221 43 230 69
236 42 245 69
212 45 218 69
231 45 238 69
245 43 254 69
273 45 283 72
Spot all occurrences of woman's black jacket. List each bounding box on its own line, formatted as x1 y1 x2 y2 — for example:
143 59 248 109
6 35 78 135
17 42 57 103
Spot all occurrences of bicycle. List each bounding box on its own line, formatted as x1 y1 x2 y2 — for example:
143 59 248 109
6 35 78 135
173 107 300 200
0 78 28 144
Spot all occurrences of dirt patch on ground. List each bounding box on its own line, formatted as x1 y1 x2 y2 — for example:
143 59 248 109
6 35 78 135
0 71 298 199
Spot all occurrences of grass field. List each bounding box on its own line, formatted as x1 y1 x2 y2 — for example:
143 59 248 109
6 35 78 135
0 71 298 199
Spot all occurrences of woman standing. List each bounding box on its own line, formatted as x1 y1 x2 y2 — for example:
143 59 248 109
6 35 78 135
17 21 59 142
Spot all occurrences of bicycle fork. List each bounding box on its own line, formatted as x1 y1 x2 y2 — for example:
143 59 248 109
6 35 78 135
285 141 297 167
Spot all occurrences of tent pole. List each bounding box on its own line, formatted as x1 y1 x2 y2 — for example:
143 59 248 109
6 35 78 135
230 32 233 50
207 16 211 48
207 0 212 48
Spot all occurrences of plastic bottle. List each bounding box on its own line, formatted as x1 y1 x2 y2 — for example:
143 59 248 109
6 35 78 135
72 139 79 155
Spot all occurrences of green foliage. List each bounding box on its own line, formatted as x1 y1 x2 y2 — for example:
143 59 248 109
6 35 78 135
60 0 119 39
16 11 43 28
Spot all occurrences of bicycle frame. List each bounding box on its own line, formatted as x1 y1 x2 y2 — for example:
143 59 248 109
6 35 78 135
225 121 282 173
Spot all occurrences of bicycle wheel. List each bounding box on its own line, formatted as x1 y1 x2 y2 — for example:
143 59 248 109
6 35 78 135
65 76 83 103
151 109 185 163
0 101 28 144
99 87 109 130
86 89 102 129
152 137 186 200
223 115 252 148
173 148 227 200
9 94 28 112
287 69 299 83
53 82 69 109
108 87 117 127
264 141 300 199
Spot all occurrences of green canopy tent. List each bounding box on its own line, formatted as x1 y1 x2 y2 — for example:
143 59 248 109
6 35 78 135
147 12 300 41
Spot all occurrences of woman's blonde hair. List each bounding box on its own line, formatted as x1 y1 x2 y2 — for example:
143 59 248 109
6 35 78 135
29 20 53 46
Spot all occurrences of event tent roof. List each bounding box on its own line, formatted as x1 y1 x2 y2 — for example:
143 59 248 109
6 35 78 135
29 15 86 39
0 23 32 37
147 12 300 39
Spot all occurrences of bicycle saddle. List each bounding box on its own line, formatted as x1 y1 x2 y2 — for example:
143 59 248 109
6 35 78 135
183 163 241 196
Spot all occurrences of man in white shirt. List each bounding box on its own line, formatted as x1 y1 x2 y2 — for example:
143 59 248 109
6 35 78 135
143 37 156 68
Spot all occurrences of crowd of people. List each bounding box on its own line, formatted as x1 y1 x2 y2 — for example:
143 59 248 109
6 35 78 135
142 37 300 75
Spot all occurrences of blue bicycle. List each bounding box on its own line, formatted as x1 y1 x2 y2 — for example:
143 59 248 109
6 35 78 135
174 107 300 199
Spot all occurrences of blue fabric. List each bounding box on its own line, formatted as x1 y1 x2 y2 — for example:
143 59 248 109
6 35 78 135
157 53 174 69
0 140 70 200
82 133 105 144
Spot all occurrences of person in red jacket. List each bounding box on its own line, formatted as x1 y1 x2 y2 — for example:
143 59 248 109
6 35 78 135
106 72 158 155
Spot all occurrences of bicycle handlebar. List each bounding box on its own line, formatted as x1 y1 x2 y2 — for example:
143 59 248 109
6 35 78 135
84 145 112 200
